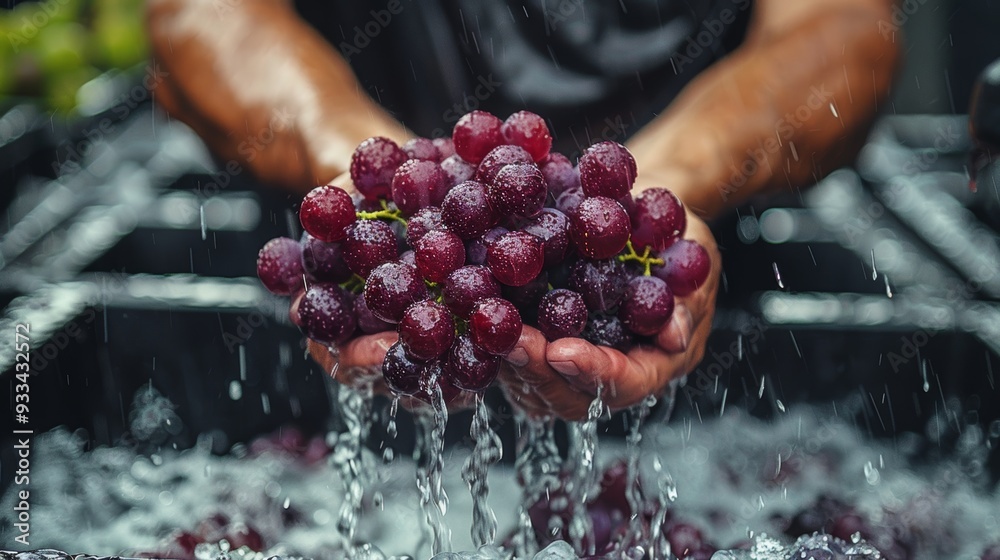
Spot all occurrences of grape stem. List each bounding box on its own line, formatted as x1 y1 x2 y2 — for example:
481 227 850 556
356 199 408 225
342 273 367 293
618 240 664 276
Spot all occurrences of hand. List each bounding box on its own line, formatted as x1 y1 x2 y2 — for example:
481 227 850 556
497 207 720 421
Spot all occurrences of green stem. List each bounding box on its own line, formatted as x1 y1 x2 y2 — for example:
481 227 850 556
356 200 407 226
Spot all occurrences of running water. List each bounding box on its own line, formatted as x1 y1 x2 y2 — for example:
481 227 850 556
512 417 564 557
565 389 605 555
413 375 452 556
329 383 374 556
462 395 503 547
624 394 657 544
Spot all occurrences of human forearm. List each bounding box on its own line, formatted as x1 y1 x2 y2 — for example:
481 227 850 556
146 0 408 193
627 0 901 218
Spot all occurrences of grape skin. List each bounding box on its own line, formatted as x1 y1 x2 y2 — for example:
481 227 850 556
487 230 546 287
618 276 674 336
537 289 588 341
257 237 305 296
569 196 631 260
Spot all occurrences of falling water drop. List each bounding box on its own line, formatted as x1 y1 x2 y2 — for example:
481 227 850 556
871 249 878 280
200 204 207 241
228 380 242 400
885 274 893 298
772 262 785 289
921 359 930 392
238 345 247 381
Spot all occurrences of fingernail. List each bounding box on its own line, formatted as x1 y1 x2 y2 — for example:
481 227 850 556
506 347 529 367
550 360 580 377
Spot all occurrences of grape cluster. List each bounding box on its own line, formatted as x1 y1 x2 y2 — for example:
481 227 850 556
257 110 711 403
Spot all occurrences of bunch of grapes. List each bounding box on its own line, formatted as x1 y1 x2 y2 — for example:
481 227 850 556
257 110 711 404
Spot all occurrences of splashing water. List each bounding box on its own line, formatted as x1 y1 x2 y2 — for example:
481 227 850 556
512 416 565 557
413 375 452 556
565 389 605 555
330 384 375 556
462 395 503 547
623 394 657 545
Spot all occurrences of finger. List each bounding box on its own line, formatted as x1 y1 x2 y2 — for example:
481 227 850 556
656 303 694 353
547 338 687 410
501 326 595 420
307 332 396 386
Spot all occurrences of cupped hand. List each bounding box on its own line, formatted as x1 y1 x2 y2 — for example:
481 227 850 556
498 207 721 421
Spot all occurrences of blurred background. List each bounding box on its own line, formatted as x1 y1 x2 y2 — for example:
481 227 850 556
1 0 1000 493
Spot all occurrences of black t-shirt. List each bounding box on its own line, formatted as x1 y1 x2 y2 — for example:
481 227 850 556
294 0 751 158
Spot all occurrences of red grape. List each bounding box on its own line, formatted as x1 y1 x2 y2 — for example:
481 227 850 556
433 137 456 159
414 229 466 283
299 283 357 345
521 208 571 268
568 258 629 312
501 110 552 162
300 232 352 283
489 163 548 219
442 265 501 319
619 276 674 336
399 300 455 360
487 230 545 287
555 185 585 216
350 137 408 200
405 206 445 245
570 196 631 259
582 314 633 351
445 334 501 391
475 144 533 185
653 239 710 296
402 137 441 161
539 152 580 197
630 188 686 251
257 237 305 295
579 141 636 199
537 289 588 341
441 180 497 240
383 341 426 395
441 154 476 187
363 261 429 323
342 220 399 277
390 159 449 216
355 291 394 334
453 110 504 164
469 297 523 355
466 226 509 265
299 185 356 243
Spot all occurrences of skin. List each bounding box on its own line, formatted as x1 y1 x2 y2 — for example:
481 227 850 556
148 0 901 420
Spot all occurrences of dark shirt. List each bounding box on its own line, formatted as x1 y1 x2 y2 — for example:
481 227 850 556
294 0 751 158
